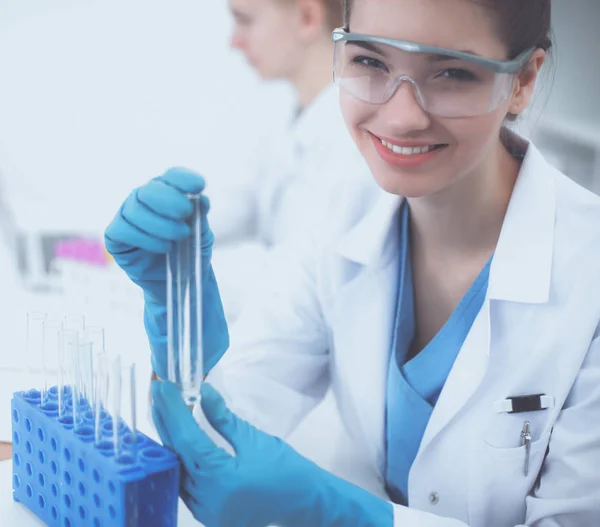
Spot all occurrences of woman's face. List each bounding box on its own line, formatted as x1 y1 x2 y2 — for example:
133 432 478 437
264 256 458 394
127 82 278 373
340 0 532 198
229 0 304 80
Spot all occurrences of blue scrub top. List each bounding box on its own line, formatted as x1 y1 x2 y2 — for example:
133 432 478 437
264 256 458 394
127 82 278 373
385 202 492 505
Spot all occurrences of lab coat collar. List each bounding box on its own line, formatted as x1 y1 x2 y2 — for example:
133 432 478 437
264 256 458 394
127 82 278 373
336 139 556 305
336 189 403 268
487 141 555 304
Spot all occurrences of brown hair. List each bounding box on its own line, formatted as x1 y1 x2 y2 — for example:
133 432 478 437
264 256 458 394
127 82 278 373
323 0 344 31
343 0 553 58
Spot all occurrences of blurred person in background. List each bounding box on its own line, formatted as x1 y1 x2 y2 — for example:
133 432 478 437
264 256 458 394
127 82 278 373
209 0 377 320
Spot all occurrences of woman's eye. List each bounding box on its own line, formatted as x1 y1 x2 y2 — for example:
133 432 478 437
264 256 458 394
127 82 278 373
438 68 478 82
351 55 389 72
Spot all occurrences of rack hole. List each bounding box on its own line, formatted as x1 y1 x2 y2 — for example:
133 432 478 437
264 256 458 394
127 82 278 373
63 471 72 486
78 482 86 497
26 485 33 498
64 494 72 508
38 494 46 509
37 428 45 442
38 450 46 465
92 469 100 484
78 505 87 519
108 505 116 519
12 432 20 446
38 473 45 487
51 506 58 520
51 483 59 497
64 518 71 527
12 475 20 489
26 463 33 477
25 418 32 432
93 519 101 527
93 494 101 507
74 426 94 439
63 448 71 462
116 454 134 465
51 461 58 475
13 453 20 467
12 409 19 423
78 458 86 473
51 438 58 452
108 481 116 495
25 441 33 455
140 447 167 461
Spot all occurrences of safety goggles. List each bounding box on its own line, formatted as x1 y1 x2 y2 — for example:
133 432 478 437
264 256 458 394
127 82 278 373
332 28 534 118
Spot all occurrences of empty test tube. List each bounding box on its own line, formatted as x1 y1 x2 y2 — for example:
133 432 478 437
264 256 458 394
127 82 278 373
26 312 46 374
78 340 94 410
94 351 108 445
42 320 62 408
25 312 47 405
109 355 122 457
63 314 85 332
167 193 203 405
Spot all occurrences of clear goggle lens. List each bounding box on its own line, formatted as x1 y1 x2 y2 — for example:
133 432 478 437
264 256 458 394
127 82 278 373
333 39 517 118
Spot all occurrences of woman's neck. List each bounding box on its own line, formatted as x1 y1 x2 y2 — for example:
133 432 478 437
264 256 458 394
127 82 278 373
407 138 521 263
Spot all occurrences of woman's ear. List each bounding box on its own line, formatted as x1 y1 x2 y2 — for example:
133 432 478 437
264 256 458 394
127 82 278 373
507 48 547 116
297 0 328 38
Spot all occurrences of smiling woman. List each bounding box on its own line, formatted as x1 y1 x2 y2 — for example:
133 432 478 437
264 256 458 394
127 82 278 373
106 0 600 526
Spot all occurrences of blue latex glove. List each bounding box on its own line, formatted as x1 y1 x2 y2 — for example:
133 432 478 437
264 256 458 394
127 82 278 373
151 381 394 527
104 168 229 378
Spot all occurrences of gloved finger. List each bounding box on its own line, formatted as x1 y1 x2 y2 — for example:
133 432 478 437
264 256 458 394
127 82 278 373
105 211 172 254
181 474 205 508
180 487 203 522
137 181 199 221
151 381 231 469
155 167 206 195
151 404 174 450
121 190 191 242
200 383 253 454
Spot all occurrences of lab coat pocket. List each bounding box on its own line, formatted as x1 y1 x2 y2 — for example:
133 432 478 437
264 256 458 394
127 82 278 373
469 429 551 527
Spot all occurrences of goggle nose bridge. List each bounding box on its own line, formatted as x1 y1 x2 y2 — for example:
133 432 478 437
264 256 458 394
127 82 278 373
384 74 426 108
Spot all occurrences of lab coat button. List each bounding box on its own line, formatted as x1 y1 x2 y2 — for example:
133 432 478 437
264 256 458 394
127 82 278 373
429 492 439 505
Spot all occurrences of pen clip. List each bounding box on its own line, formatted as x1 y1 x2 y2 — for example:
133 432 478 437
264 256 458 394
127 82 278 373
521 421 531 477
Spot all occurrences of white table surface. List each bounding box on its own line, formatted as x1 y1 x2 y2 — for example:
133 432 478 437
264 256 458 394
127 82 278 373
0 460 200 526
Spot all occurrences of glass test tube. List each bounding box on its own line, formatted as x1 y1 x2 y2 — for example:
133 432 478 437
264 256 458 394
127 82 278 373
109 355 122 457
42 320 62 408
64 314 85 332
61 328 79 423
167 193 203 406
26 312 46 374
94 352 108 446
78 340 94 409
25 312 47 404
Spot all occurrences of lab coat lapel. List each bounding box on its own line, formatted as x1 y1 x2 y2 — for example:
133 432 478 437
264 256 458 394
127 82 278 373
417 141 556 457
333 190 402 471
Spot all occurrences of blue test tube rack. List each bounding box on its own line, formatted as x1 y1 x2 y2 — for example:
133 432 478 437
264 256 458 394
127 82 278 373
10 387 180 527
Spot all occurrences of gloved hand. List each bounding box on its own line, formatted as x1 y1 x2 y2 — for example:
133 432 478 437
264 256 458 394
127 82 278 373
151 381 394 527
104 168 229 378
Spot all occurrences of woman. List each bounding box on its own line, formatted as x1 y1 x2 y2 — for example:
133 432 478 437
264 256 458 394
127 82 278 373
210 0 376 320
211 0 371 246
105 0 600 525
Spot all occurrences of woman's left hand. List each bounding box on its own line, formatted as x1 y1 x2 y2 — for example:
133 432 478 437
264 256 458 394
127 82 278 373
151 381 393 527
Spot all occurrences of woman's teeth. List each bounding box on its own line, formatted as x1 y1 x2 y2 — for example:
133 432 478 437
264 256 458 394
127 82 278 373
380 139 440 155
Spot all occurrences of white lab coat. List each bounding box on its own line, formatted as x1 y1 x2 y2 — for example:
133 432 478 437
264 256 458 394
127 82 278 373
205 139 600 526
208 83 378 320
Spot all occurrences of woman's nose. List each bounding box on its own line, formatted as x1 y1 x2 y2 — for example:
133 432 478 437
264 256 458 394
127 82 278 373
379 79 431 133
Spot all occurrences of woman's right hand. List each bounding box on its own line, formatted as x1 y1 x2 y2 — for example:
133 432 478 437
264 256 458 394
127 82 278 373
104 167 229 378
